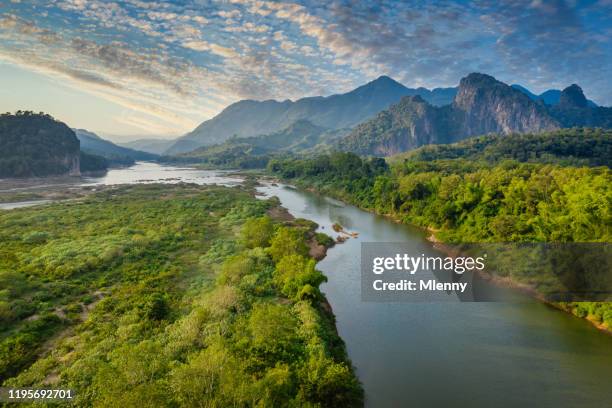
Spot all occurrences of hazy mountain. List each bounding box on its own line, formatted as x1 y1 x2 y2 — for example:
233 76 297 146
75 129 158 165
340 73 561 156
549 85 612 128
120 138 183 155
166 76 458 154
511 84 598 107
0 111 81 177
166 119 341 168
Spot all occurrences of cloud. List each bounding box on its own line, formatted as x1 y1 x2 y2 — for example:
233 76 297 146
1 0 610 140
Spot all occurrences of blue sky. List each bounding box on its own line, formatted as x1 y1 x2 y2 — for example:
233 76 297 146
0 0 610 141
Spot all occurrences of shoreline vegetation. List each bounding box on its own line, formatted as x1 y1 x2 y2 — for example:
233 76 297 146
0 183 363 406
267 128 612 334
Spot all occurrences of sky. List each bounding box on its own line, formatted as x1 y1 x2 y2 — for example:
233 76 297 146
0 0 610 142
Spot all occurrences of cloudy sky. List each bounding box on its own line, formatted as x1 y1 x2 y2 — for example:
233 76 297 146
0 0 610 141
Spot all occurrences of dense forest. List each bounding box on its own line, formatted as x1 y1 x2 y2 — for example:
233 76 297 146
0 184 362 406
268 128 612 329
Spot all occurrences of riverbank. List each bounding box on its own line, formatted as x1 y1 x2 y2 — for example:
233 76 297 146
1 182 363 406
266 175 612 336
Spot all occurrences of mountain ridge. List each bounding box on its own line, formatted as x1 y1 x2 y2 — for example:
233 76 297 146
165 76 459 154
339 73 610 156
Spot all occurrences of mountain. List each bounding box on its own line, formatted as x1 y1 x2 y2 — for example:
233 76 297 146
549 85 612 128
119 138 176 155
0 111 81 177
511 84 598 107
166 119 339 168
340 74 612 156
166 76 457 154
75 129 158 165
338 96 458 156
340 73 561 156
452 73 559 136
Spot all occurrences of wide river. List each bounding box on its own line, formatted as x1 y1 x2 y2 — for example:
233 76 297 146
3 162 612 407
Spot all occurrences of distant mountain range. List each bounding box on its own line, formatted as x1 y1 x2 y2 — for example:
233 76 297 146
165 76 463 154
511 84 598 107
165 119 346 168
119 138 176 155
164 74 605 156
75 129 158 164
339 73 611 156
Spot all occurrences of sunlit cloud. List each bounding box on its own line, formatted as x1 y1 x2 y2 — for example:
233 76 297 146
0 0 609 140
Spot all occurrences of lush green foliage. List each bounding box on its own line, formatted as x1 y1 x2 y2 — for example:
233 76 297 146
394 128 611 167
269 130 612 329
0 185 361 406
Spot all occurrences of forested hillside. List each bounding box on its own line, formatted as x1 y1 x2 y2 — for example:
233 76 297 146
75 129 158 166
269 128 612 329
0 112 81 177
0 184 362 406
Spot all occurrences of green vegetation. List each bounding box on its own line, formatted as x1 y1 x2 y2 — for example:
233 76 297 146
394 128 611 167
0 111 110 177
0 184 361 406
269 129 612 330
0 111 80 177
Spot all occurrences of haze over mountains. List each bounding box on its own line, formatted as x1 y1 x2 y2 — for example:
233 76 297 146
165 73 607 157
165 76 466 154
2 72 610 178
75 129 158 165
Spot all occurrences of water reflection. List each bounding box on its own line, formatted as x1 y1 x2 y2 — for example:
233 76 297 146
257 183 612 408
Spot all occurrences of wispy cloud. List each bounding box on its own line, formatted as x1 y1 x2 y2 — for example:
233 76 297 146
0 0 609 138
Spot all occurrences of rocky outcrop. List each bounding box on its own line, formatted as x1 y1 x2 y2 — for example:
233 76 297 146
340 73 566 156
558 84 589 109
452 73 559 136
339 96 456 156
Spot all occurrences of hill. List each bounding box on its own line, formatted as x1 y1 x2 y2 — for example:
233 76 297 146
165 119 342 168
166 76 459 154
392 128 611 167
75 129 158 165
119 138 177 155
339 73 610 156
0 111 81 178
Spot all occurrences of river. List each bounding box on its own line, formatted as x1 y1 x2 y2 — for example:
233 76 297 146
2 162 612 407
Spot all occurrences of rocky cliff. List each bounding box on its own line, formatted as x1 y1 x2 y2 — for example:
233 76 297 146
452 73 559 136
339 73 571 156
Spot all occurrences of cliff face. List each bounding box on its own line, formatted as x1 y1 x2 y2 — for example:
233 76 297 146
339 96 456 156
452 73 559 135
0 112 81 178
340 73 565 156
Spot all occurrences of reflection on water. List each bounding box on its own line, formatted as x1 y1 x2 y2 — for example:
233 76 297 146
257 183 612 408
0 200 51 210
83 162 243 186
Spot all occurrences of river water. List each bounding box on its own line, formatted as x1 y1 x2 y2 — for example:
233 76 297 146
3 163 612 407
